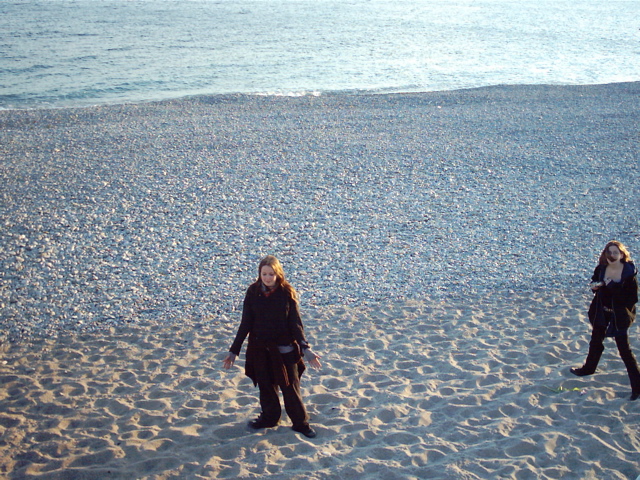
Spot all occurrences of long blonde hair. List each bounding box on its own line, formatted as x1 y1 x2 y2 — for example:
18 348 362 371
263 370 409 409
254 255 298 302
598 241 632 265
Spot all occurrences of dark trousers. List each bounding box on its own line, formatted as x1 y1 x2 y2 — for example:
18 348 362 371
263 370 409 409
254 356 309 429
582 325 640 393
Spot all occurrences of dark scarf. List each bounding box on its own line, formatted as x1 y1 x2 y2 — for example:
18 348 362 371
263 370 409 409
261 283 279 297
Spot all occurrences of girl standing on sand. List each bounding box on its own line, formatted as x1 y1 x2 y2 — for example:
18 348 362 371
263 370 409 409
571 241 640 401
223 255 321 437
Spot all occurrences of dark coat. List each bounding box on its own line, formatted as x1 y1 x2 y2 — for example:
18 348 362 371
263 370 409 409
229 283 308 386
588 261 638 331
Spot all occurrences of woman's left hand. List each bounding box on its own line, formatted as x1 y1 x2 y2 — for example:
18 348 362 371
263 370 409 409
304 348 322 369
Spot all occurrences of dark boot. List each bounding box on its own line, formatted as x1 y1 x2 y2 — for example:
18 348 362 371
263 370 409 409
571 366 595 376
248 416 279 429
615 335 640 398
572 327 606 376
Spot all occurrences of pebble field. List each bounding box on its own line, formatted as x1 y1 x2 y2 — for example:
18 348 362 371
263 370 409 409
1 83 639 341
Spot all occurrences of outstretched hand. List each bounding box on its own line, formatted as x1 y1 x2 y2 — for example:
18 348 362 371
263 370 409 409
304 349 322 369
308 355 322 369
223 353 236 369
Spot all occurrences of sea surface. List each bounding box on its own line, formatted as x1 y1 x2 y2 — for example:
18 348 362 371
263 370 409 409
1 0 640 109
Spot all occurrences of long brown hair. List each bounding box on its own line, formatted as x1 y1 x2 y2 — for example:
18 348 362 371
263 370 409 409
598 241 632 265
254 255 298 302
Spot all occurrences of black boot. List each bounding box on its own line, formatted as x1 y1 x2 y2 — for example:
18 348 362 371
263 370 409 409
615 335 640 400
570 366 595 377
570 348 602 376
572 329 606 376
248 417 279 429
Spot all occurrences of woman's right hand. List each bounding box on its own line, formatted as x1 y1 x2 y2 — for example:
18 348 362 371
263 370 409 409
223 353 237 369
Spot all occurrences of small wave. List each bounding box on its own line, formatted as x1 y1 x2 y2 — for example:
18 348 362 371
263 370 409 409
69 55 99 62
3 64 55 74
106 47 134 52
255 90 322 98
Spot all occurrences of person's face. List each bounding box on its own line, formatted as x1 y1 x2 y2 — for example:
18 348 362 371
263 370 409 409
606 245 622 264
260 265 278 287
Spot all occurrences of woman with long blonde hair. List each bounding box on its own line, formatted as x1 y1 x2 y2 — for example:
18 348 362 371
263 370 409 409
223 256 321 437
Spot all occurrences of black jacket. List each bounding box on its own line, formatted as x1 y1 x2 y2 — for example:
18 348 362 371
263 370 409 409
588 261 638 331
229 283 308 356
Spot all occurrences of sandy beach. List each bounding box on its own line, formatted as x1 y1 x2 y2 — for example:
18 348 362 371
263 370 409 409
1 292 640 479
1 83 640 479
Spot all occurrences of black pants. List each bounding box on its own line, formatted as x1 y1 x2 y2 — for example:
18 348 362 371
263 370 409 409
582 325 640 393
254 354 309 429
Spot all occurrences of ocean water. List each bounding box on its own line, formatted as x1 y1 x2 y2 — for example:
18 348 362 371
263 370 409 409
1 0 639 109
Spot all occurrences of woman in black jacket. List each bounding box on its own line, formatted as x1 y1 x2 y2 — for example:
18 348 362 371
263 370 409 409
223 256 321 437
571 241 640 400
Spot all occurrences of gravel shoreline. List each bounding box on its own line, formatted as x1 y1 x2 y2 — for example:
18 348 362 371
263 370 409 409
1 83 639 341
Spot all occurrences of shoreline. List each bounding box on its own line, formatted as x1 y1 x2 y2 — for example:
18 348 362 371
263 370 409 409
1 80 638 113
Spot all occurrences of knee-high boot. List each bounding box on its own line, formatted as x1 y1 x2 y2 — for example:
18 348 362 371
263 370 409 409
576 326 606 375
615 335 640 394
